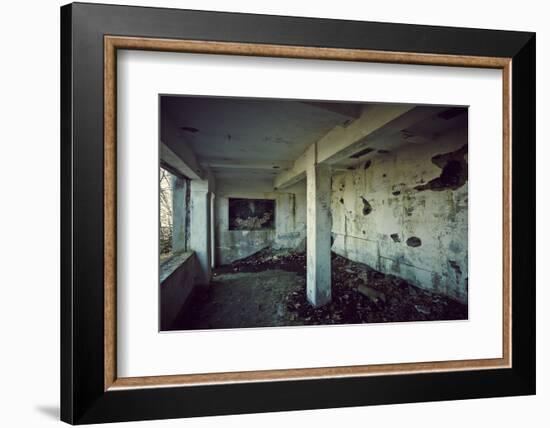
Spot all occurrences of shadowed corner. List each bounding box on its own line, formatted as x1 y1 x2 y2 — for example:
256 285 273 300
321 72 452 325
35 405 59 420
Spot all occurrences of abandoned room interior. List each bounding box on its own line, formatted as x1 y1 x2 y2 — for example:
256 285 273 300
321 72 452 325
159 95 469 331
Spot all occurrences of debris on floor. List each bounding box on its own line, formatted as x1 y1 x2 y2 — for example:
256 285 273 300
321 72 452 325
214 248 307 275
173 269 304 330
286 251 467 324
172 248 467 330
357 283 386 304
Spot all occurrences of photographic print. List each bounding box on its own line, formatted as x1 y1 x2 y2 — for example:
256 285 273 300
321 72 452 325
61 5 534 422
159 96 468 331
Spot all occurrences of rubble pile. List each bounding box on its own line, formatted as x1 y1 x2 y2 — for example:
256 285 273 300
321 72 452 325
215 248 307 275
217 249 467 325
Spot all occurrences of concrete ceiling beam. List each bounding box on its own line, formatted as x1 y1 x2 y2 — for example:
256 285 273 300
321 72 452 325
160 109 204 180
274 144 315 190
199 158 293 171
274 104 419 189
318 105 449 165
300 101 363 120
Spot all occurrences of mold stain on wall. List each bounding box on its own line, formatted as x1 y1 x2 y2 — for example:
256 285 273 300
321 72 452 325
228 198 275 230
331 125 468 303
415 144 468 192
216 184 307 265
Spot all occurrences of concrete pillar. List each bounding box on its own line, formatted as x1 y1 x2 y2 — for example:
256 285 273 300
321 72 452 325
210 193 216 268
306 163 332 307
189 179 211 283
171 175 187 253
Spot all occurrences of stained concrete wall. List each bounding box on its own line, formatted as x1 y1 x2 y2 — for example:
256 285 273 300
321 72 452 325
330 126 468 303
160 252 200 330
189 177 215 283
215 183 307 265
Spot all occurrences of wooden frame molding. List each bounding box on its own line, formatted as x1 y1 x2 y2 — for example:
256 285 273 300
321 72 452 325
104 35 512 391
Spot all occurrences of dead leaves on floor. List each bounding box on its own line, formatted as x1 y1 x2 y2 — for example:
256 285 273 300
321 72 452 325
223 248 467 325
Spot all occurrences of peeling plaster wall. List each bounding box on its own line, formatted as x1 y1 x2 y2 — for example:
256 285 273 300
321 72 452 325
331 126 468 303
216 183 307 265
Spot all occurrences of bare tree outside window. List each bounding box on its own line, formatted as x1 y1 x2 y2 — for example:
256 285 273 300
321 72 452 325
159 167 174 256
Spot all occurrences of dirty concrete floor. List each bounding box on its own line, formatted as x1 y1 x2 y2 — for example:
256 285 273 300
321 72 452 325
170 249 467 331
172 269 304 330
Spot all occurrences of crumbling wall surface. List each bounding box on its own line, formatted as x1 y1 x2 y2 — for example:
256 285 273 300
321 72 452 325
331 127 468 303
216 185 306 265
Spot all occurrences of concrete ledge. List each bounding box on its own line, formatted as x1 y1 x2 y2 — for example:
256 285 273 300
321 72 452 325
160 251 200 330
160 251 194 283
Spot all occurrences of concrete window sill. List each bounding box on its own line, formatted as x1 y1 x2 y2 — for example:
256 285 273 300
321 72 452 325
160 251 194 284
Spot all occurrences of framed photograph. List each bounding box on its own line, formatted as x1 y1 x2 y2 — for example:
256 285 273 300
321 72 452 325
61 2 535 424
